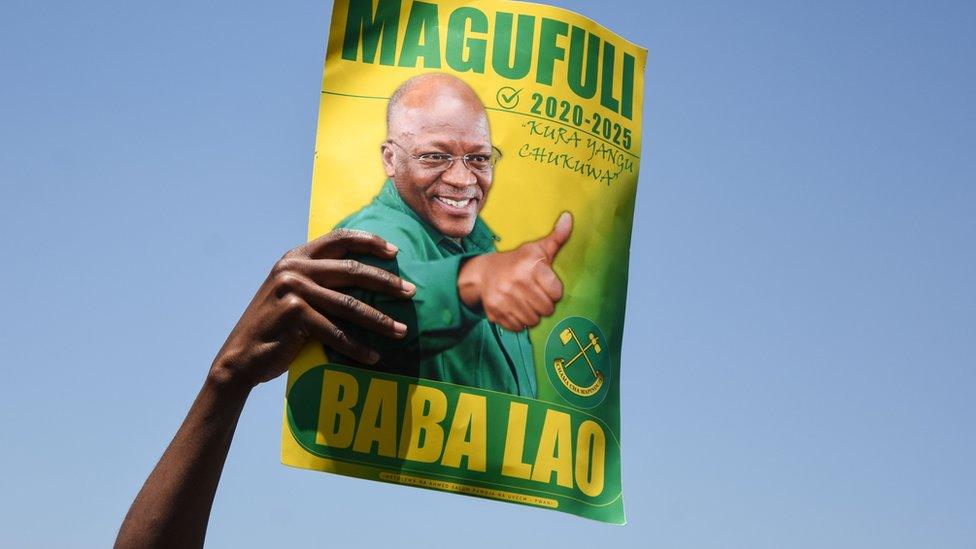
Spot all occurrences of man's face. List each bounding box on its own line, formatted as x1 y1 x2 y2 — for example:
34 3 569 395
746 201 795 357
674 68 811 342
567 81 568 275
383 91 493 239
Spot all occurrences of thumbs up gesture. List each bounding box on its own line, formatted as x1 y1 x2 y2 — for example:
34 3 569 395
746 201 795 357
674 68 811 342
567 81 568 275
458 212 573 331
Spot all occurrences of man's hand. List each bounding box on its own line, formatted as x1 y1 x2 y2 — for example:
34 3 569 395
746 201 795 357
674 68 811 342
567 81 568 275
210 229 416 389
458 212 572 331
116 228 416 549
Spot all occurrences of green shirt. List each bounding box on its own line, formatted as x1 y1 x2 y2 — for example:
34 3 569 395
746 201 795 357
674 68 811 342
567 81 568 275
330 179 537 398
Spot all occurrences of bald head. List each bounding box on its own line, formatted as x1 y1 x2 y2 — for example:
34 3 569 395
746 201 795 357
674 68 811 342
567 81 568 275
380 73 495 239
386 73 489 141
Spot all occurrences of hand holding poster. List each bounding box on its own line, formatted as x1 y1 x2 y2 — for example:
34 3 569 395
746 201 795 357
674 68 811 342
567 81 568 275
282 0 646 523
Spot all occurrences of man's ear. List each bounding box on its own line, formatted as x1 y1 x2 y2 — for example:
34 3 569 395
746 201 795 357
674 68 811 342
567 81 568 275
380 143 396 177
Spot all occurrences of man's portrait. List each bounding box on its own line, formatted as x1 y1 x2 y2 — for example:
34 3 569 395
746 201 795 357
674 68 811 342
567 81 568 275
327 72 572 398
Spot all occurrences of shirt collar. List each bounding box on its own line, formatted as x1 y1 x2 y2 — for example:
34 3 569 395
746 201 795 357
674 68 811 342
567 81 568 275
376 179 497 253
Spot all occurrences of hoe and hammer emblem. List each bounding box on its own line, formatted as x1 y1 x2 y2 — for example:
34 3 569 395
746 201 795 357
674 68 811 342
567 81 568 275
552 326 605 397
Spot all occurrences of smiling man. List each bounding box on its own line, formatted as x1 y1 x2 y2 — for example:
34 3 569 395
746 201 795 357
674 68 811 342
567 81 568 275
330 73 572 397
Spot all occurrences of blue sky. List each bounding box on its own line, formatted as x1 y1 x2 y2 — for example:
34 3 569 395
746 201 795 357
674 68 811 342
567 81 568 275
1 1 973 547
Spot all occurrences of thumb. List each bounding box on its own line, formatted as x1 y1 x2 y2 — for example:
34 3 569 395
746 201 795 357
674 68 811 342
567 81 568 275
540 211 573 262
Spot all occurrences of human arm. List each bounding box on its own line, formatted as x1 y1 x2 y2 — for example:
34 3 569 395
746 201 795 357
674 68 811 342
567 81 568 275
114 229 415 549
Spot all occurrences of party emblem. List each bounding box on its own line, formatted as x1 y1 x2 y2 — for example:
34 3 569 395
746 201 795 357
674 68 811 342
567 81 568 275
545 316 611 408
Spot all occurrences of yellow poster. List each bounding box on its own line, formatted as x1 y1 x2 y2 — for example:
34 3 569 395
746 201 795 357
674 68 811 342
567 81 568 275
282 0 646 523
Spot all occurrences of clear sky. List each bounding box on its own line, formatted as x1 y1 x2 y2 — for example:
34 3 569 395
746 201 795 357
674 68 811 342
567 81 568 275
1 1 973 547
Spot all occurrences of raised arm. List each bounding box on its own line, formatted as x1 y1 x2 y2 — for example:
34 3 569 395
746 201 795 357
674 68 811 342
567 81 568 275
115 229 414 549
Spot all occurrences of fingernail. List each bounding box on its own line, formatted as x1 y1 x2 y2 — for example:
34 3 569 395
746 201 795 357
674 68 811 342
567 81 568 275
386 242 398 253
393 321 407 336
366 350 381 364
401 280 416 293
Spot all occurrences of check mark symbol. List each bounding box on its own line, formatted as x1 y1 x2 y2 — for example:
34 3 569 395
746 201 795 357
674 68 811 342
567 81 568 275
496 87 522 109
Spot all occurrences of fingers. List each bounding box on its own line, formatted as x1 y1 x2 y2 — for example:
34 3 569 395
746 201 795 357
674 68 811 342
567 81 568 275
284 229 415 298
484 280 557 331
480 250 566 331
295 257 415 298
533 262 564 302
508 297 541 330
522 280 556 318
518 263 563 323
539 211 573 263
496 315 527 333
268 256 411 364
490 306 534 332
300 282 408 340
302 307 381 365
273 271 406 340
484 287 536 331
301 228 399 261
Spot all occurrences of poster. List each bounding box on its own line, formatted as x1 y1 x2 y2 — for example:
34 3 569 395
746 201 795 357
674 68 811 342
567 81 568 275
282 0 646 523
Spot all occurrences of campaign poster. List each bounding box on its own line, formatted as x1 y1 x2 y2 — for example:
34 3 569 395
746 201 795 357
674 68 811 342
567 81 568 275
282 0 646 523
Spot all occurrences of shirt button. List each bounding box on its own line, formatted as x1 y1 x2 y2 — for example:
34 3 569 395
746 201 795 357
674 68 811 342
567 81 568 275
441 309 453 326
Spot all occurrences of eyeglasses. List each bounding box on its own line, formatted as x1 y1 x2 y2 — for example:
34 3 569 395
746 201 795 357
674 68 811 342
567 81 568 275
388 140 502 173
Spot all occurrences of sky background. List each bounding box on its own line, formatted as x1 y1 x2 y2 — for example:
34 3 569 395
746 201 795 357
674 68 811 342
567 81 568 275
1 0 974 547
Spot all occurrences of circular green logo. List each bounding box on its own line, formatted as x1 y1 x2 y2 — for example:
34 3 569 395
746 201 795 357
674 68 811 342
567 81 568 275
544 316 611 408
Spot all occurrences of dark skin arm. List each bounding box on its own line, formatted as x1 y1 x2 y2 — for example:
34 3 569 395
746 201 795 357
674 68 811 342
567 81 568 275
115 229 415 549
